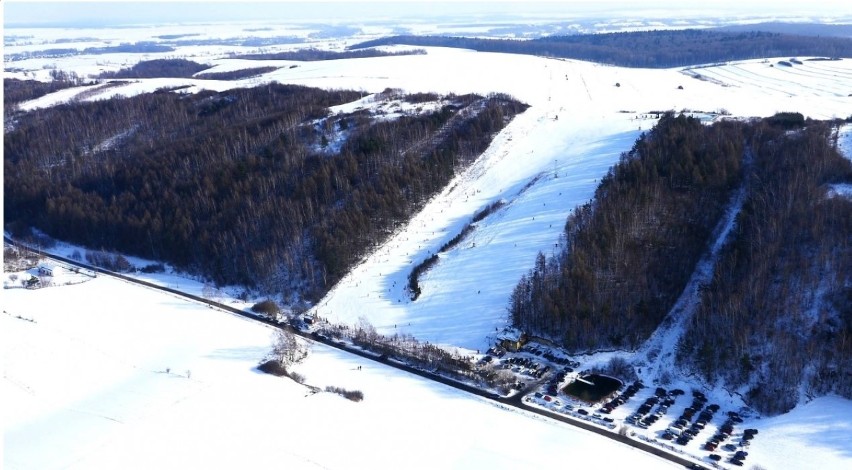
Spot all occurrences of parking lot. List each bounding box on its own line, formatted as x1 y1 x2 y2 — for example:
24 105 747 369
485 341 758 468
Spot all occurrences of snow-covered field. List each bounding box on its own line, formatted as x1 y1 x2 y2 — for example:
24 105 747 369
2 275 682 470
5 18 852 470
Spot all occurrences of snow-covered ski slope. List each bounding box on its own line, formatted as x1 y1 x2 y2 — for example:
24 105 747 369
8 36 852 352
6 21 852 470
282 49 852 352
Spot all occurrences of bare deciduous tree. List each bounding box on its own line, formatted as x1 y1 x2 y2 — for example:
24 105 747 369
356 316 378 345
269 327 309 369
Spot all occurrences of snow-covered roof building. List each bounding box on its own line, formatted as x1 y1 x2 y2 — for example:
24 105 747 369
496 327 528 352
37 263 58 277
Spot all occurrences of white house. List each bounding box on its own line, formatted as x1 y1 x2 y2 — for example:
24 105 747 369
37 263 57 277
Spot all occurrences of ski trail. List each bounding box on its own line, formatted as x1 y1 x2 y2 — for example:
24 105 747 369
638 148 753 383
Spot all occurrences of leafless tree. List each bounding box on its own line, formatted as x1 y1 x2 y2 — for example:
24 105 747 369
269 327 309 369
356 316 378 345
202 284 215 300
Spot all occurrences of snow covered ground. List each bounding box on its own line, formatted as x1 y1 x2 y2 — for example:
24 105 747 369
746 396 852 470
839 123 852 161
2 274 681 470
524 373 852 470
8 33 851 354
5 20 852 470
293 50 852 353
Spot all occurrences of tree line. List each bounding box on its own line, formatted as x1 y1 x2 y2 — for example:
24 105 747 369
98 58 210 79
6 41 175 62
4 71 93 117
510 113 745 351
351 29 852 68
233 47 425 61
677 118 852 414
4 84 526 303
509 113 852 413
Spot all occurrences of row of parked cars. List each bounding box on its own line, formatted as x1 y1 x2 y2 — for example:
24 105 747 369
630 388 681 429
501 356 553 378
521 345 580 368
600 380 644 414
624 385 679 427
708 421 757 466
546 367 573 396
669 392 719 445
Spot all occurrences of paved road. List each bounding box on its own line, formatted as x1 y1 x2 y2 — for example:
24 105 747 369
7 237 707 469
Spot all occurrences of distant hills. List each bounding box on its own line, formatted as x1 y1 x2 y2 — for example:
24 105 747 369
351 29 852 68
717 22 852 38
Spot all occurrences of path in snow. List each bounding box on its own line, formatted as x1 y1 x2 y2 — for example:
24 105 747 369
636 148 753 383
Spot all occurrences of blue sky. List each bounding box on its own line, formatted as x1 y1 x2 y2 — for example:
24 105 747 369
4 1 851 27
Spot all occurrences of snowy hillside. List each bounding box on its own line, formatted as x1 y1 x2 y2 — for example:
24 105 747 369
9 30 851 354
5 18 852 470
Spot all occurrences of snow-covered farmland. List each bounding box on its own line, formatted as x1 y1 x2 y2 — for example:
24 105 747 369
5 19 852 470
2 275 681 470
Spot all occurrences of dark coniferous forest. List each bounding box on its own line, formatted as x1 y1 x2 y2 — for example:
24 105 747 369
678 119 852 414
510 114 745 350
4 84 527 300
97 58 209 79
509 113 852 413
353 30 852 68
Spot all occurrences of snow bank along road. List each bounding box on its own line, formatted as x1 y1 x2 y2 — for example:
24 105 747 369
7 237 707 470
